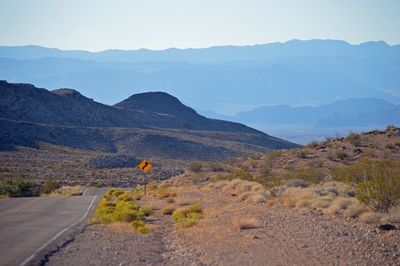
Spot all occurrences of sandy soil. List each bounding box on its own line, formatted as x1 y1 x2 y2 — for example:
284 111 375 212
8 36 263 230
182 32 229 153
47 186 400 266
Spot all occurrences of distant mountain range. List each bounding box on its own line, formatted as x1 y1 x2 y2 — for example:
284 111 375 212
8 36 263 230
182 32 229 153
0 81 297 160
197 97 400 144
232 98 400 127
0 39 399 111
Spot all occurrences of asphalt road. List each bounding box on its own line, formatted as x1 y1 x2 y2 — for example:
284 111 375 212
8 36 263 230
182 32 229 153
0 187 106 266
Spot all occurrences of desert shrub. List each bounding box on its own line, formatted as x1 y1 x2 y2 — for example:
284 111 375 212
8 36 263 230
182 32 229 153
249 153 262 160
40 180 61 194
161 205 176 215
385 143 397 150
165 197 175 203
323 197 358 215
139 206 154 217
172 204 203 228
131 220 152 233
335 151 348 160
146 182 158 191
133 185 144 196
114 200 142 222
346 132 361 146
284 179 310 188
259 175 284 188
307 141 319 148
297 151 308 159
207 162 224 172
117 193 133 202
95 182 105 188
244 193 267 204
259 163 272 178
0 177 39 197
228 168 253 181
185 203 202 213
189 161 203 172
334 159 400 212
93 189 150 233
284 167 322 184
111 189 125 197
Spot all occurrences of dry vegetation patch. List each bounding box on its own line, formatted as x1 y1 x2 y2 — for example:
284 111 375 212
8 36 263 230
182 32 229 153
232 217 259 230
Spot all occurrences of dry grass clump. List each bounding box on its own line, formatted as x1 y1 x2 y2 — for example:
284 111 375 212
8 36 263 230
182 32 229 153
176 198 192 206
161 205 176 215
172 204 203 228
239 192 267 204
218 179 270 201
232 217 259 230
206 180 230 190
150 185 177 199
343 202 369 218
323 197 358 215
384 205 400 223
359 212 383 224
278 183 370 220
49 185 83 196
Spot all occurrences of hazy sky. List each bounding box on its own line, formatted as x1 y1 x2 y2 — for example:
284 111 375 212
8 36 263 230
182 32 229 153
0 0 399 51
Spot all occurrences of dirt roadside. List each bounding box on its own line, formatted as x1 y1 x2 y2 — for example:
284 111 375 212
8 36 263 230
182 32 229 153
46 185 400 266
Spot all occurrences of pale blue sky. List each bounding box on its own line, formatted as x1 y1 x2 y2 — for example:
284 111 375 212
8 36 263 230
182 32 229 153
0 0 399 51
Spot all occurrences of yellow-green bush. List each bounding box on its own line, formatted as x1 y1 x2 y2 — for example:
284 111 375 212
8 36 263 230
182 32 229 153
139 206 154 217
93 189 150 233
161 205 176 215
165 197 175 203
171 204 203 228
131 220 152 233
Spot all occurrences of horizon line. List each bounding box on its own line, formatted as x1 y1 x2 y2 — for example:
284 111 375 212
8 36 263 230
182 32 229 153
0 38 398 53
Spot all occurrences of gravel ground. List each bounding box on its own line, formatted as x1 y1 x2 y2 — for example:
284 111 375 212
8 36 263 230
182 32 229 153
47 186 400 266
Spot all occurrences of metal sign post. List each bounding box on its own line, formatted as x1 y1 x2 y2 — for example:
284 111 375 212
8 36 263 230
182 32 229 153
137 159 152 198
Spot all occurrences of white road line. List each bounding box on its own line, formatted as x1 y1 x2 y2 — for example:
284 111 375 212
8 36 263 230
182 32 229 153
20 196 98 266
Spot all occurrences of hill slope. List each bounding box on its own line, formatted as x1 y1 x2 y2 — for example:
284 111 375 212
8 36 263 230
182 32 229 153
0 81 297 160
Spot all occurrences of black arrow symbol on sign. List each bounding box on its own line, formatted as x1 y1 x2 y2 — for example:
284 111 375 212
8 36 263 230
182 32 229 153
142 161 149 170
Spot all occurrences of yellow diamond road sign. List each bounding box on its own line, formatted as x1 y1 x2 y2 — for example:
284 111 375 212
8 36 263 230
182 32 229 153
138 159 152 173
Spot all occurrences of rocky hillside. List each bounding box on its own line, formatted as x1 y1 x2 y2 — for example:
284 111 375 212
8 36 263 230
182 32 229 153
0 81 297 160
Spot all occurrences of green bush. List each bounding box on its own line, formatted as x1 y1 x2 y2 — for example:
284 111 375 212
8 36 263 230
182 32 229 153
0 177 39 197
40 180 61 194
334 159 400 212
284 167 322 184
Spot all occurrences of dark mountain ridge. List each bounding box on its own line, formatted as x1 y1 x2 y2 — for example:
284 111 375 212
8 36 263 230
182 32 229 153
0 81 297 159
